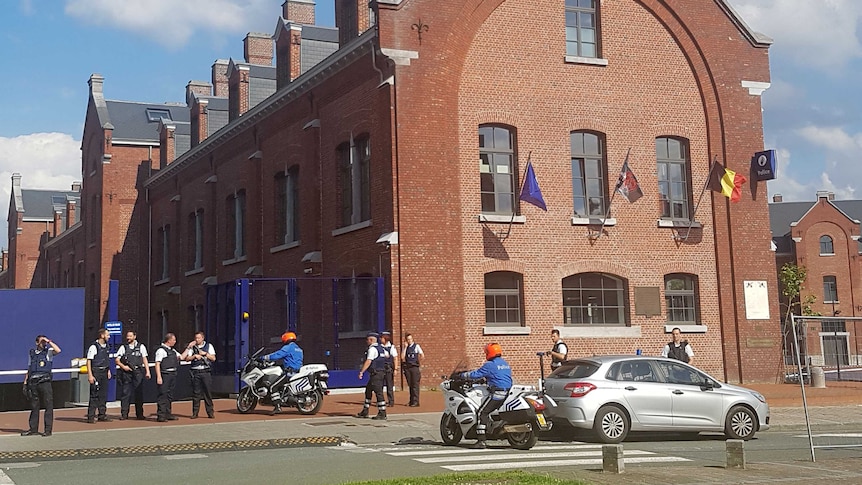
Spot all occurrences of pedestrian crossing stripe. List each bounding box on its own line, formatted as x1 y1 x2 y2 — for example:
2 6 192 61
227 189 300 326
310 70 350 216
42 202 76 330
418 450 655 463
443 456 691 472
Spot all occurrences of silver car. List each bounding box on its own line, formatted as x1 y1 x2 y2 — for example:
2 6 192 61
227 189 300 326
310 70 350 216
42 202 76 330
544 355 770 443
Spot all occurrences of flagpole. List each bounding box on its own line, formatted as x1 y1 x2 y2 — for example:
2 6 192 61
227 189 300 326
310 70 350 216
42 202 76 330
591 148 630 240
677 155 718 241
500 151 531 240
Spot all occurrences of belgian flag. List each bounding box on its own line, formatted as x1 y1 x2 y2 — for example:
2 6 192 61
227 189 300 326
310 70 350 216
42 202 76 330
708 160 747 202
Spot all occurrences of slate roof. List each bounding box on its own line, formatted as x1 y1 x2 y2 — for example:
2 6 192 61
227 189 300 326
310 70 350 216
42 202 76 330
104 101 190 143
769 199 862 253
20 189 81 222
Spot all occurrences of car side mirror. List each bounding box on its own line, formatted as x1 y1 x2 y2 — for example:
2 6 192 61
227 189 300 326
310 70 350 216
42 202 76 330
700 379 715 391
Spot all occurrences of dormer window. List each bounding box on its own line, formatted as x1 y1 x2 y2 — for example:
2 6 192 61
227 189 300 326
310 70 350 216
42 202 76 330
146 109 172 122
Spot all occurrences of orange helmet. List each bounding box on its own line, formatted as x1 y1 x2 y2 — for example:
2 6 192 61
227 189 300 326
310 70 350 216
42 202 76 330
281 332 297 343
484 343 502 360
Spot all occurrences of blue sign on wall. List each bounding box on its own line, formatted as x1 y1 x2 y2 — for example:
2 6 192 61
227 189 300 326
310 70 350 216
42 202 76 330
752 149 777 181
105 321 123 336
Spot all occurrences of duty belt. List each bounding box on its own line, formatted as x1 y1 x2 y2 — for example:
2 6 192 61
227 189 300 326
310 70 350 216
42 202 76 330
191 367 210 371
162 368 177 373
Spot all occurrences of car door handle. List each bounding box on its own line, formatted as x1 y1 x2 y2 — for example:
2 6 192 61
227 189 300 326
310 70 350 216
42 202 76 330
672 390 684 395
624 386 637 391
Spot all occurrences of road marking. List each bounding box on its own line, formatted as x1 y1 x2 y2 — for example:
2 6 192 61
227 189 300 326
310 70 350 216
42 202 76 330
0 469 16 485
388 443 605 456
164 454 208 460
418 450 655 463
794 433 862 438
443 456 691 472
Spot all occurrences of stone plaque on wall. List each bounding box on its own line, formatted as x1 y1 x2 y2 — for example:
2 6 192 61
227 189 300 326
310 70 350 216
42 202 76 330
744 281 770 320
634 287 661 317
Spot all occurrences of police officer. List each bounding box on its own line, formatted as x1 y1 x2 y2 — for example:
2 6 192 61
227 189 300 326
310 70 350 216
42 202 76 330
262 331 303 415
380 331 398 406
22 335 61 436
183 331 216 419
661 327 694 364
402 333 424 407
86 328 112 423
354 332 388 420
461 342 512 448
547 329 568 371
115 330 150 420
154 333 183 422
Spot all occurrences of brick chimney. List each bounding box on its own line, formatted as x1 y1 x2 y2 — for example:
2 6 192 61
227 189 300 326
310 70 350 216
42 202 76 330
283 0 315 25
66 200 76 229
159 121 177 168
816 190 835 201
335 0 372 47
53 210 62 237
190 97 209 148
228 62 250 121
772 194 782 203
275 21 303 89
212 59 229 97
186 80 212 105
244 33 273 66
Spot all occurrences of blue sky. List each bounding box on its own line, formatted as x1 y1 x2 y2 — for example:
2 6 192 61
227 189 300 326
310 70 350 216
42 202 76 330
0 0 860 248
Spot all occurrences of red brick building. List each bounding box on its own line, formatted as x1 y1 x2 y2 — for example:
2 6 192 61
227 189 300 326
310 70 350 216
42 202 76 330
5 0 783 383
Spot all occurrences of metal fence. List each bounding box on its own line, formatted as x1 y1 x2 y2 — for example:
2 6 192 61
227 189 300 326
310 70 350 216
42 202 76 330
782 315 862 383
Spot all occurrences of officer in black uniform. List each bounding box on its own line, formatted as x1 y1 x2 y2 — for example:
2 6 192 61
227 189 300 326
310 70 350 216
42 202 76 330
547 329 568 371
354 332 388 420
184 331 216 419
380 331 397 407
115 330 151 420
402 333 424 407
22 335 61 436
86 328 112 423
154 333 183 422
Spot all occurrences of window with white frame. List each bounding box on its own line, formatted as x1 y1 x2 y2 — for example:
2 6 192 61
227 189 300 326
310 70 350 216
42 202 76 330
565 0 599 58
571 131 608 217
820 235 834 255
656 137 692 221
479 125 517 215
665 274 699 324
337 135 371 227
562 273 627 325
484 271 524 327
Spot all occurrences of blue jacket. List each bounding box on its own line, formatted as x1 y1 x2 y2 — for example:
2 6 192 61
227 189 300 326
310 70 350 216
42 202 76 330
463 356 512 390
265 342 303 371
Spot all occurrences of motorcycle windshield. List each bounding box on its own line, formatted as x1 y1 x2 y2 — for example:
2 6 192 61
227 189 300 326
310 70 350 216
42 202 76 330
450 360 469 377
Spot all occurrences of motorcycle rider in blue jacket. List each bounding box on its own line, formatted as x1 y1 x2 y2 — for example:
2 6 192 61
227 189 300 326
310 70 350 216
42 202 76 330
461 343 512 448
263 332 303 415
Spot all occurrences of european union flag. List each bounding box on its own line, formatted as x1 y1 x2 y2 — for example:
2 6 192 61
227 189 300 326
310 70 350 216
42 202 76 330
519 161 547 211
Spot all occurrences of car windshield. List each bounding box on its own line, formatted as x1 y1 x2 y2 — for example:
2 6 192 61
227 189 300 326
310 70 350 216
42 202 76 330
549 360 600 378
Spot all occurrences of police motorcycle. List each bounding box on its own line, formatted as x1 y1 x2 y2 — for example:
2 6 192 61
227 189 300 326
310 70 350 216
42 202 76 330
236 347 329 415
438 361 554 450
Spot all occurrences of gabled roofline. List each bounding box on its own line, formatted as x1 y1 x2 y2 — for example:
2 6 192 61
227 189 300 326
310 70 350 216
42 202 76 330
716 0 773 48
145 28 377 188
796 199 860 228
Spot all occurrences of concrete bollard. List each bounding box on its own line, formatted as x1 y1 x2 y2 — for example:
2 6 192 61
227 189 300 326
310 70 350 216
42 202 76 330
726 439 746 469
811 366 826 388
602 443 624 473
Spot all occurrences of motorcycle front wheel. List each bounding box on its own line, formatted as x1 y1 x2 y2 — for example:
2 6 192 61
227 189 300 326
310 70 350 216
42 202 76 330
236 387 258 414
296 389 324 415
440 412 463 446
506 430 538 450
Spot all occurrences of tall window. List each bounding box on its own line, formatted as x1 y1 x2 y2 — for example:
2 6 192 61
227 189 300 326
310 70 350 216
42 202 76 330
158 224 171 280
665 274 699 324
226 191 246 259
823 276 838 303
276 168 300 244
479 125 517 215
484 272 524 327
337 135 371 227
565 0 598 58
820 235 834 255
571 131 607 217
188 209 204 270
562 273 627 325
656 137 691 220
337 276 376 334
188 304 203 332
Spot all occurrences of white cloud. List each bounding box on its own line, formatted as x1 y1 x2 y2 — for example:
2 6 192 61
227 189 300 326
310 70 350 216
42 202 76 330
797 125 862 154
64 0 276 48
728 0 862 69
0 133 81 248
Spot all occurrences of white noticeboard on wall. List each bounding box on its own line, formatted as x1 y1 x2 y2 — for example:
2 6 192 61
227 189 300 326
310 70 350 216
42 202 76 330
743 281 770 320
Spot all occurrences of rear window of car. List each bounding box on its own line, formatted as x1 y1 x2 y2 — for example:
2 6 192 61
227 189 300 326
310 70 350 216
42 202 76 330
549 361 600 378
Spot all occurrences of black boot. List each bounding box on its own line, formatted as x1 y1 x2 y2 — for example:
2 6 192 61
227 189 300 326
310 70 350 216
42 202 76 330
372 410 387 420
271 403 282 415
354 409 369 418
470 439 487 449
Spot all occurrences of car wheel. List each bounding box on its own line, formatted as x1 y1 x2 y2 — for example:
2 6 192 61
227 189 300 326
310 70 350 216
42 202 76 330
593 405 629 444
440 412 462 445
725 405 757 440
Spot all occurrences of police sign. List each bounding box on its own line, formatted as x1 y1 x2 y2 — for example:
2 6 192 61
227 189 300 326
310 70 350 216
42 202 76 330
751 149 777 181
105 321 123 336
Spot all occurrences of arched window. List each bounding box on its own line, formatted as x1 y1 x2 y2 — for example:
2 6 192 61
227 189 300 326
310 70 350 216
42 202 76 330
665 274 699 325
479 125 517 215
562 273 627 325
820 235 834 255
570 131 608 217
484 271 524 327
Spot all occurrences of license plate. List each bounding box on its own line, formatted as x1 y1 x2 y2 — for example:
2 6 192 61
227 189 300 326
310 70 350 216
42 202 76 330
536 413 547 427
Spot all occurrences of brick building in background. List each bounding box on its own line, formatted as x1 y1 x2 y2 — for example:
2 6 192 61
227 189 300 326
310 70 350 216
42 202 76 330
4 0 783 384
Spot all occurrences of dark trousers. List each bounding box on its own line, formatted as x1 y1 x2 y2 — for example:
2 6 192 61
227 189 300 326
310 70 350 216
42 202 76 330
269 369 296 404
27 378 53 433
384 367 395 405
404 365 421 405
362 371 386 413
119 369 145 418
190 369 213 416
87 368 109 419
157 372 176 419
476 395 506 437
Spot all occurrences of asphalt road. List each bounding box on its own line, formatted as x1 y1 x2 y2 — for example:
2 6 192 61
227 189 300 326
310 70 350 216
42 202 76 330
4 425 862 485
